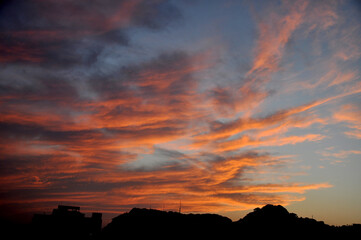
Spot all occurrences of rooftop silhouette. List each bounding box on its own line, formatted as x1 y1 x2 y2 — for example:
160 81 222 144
32 205 102 240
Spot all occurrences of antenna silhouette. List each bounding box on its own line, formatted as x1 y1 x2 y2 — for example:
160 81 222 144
178 200 182 214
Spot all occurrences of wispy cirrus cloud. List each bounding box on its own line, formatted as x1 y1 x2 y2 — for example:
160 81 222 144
333 104 361 139
247 0 308 77
321 150 361 159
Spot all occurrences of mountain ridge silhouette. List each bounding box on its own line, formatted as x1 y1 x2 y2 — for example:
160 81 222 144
2 204 360 239
101 204 360 239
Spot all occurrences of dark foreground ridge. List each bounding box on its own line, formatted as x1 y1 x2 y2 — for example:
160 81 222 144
3 204 361 239
102 204 360 239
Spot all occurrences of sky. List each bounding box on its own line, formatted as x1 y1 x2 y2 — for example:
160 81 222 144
0 0 360 226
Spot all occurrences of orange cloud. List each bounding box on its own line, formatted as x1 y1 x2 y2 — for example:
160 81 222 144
333 104 361 139
215 134 325 152
302 65 359 90
321 150 361 159
247 0 308 77
193 98 328 150
0 134 332 215
328 70 358 87
333 104 361 124
220 182 332 194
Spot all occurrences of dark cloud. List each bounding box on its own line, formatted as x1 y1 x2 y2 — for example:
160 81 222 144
209 86 237 114
109 124 185 141
0 0 182 66
0 65 76 99
96 29 129 45
0 121 98 143
0 154 52 176
119 51 197 97
85 50 202 127
132 0 182 29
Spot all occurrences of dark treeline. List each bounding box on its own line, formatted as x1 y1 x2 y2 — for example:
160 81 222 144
2 204 360 239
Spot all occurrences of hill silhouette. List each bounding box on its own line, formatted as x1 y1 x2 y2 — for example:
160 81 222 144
237 204 330 236
2 204 360 239
102 207 232 239
101 204 360 239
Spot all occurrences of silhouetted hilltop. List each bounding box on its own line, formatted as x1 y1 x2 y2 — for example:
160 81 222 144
241 204 291 223
102 207 232 238
236 204 331 236
123 207 232 225
101 205 360 239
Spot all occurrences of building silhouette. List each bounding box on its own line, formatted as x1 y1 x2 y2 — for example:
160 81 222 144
32 205 102 239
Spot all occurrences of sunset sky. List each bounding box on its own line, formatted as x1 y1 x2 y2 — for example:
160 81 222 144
0 0 360 226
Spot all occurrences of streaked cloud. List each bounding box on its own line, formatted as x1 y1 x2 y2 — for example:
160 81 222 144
333 104 361 139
